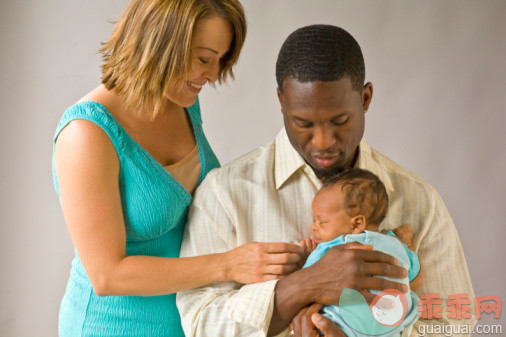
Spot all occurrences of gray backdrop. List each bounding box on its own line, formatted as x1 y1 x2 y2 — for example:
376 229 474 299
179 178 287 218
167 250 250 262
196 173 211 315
1 1 505 336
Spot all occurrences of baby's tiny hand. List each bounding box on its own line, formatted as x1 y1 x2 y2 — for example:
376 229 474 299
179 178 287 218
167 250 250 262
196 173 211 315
300 237 319 252
298 237 320 269
393 225 414 250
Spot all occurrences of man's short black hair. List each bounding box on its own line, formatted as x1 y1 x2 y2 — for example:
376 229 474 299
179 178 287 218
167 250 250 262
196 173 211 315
276 24 365 93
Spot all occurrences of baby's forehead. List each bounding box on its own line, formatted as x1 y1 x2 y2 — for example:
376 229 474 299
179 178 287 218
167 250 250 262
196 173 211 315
313 184 346 208
315 183 345 200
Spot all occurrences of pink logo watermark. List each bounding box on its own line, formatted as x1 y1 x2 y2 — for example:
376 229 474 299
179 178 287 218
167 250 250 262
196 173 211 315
418 293 502 320
370 289 408 327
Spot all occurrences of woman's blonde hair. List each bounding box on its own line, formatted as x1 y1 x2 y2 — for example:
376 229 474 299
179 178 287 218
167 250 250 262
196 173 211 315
100 0 246 116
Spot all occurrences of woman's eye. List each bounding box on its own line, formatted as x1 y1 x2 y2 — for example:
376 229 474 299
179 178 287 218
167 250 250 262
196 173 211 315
198 57 209 65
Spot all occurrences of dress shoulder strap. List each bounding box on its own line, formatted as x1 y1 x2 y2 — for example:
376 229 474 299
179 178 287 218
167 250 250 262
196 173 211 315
53 101 126 154
186 96 202 124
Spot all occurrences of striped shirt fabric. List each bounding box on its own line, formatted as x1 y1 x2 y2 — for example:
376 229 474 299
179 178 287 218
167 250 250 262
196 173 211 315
177 128 475 337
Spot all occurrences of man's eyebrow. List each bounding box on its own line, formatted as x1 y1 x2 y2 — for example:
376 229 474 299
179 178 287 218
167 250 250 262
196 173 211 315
292 113 348 122
197 46 219 55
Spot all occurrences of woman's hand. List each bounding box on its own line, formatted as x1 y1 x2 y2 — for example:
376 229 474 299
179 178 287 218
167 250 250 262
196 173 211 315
223 242 303 284
290 303 347 337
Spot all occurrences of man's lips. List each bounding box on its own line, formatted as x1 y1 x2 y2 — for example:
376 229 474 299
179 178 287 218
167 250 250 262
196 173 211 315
312 155 339 168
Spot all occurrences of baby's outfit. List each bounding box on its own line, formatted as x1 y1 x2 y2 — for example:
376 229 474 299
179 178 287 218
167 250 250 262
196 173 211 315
303 230 421 337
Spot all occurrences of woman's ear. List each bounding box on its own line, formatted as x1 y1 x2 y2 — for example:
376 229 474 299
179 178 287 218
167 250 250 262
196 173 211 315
350 215 366 234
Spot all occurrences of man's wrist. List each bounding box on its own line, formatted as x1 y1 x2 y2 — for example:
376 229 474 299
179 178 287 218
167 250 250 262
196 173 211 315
276 267 316 311
268 267 319 336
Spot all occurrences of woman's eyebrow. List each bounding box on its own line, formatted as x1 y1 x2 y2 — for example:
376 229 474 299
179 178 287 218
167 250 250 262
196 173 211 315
196 46 218 54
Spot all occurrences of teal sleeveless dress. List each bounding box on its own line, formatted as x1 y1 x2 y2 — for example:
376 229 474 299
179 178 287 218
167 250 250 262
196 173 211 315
52 98 220 337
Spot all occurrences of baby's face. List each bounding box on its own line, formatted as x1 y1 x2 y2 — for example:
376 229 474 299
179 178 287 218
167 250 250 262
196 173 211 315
311 185 354 243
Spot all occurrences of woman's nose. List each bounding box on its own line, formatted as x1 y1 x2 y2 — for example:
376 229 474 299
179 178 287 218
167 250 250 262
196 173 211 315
204 61 220 83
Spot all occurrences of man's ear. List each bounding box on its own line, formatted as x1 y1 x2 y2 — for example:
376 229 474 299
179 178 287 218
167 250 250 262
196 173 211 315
277 88 284 113
350 215 366 234
362 82 373 112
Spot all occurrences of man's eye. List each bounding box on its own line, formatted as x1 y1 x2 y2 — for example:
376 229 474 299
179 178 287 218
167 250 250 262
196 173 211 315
331 117 349 125
295 121 313 128
198 57 210 65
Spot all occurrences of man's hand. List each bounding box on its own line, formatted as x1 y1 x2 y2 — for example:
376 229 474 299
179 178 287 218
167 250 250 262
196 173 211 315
311 312 347 337
290 303 347 337
268 242 407 336
305 242 408 304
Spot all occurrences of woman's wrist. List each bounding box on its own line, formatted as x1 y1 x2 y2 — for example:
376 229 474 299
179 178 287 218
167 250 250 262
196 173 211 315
214 251 231 282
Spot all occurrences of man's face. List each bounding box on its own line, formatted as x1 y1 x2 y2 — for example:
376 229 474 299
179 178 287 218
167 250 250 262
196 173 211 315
278 77 372 178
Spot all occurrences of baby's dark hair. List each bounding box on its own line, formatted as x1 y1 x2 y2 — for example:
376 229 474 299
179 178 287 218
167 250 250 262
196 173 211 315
320 168 389 226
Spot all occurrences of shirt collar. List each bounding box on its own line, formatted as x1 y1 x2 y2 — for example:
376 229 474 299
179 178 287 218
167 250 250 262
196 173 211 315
274 128 318 190
354 138 394 193
274 128 394 193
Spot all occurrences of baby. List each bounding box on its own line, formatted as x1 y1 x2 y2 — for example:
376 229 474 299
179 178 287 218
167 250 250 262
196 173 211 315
302 168 423 336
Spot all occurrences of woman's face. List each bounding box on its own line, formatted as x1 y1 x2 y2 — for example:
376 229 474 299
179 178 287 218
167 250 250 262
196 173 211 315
164 15 233 108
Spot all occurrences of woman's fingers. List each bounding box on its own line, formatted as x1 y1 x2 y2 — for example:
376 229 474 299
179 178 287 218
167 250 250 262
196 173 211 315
265 263 298 275
263 242 304 254
265 252 301 265
299 239 308 251
226 242 307 284
258 274 281 282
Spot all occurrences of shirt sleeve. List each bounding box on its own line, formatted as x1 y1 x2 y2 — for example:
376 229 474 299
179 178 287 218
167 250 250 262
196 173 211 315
406 188 476 337
176 173 277 337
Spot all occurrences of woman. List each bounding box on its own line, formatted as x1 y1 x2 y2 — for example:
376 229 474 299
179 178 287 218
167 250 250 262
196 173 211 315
52 1 302 336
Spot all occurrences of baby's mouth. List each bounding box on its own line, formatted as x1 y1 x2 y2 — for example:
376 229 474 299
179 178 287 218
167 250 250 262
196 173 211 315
310 235 322 244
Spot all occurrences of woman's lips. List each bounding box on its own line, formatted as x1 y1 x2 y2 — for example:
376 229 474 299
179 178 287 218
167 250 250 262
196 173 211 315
187 81 204 94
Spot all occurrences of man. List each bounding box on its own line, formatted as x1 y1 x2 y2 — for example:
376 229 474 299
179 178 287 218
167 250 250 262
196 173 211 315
177 25 475 337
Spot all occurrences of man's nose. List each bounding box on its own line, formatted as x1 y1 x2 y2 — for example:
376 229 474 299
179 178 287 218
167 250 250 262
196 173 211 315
311 127 336 151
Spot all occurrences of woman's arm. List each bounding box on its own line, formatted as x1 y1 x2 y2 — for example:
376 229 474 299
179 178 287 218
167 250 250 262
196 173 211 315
54 120 302 296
